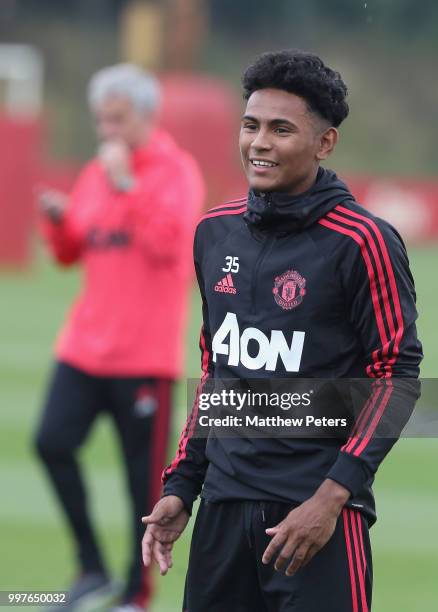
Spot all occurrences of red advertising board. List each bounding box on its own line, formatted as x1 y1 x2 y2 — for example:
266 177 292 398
345 176 438 244
0 116 41 265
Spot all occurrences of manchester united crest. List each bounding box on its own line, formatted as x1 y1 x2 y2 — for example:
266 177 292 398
273 269 306 310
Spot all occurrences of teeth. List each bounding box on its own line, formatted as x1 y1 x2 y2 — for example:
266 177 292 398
252 160 277 167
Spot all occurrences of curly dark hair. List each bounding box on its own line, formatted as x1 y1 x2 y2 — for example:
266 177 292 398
242 50 349 128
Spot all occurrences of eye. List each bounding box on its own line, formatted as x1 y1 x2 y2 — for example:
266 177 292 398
274 126 291 135
242 122 257 131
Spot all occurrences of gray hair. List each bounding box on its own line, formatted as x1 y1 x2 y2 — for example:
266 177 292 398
87 63 161 113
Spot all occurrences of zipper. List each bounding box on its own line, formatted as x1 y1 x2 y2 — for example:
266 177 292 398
251 234 275 314
260 502 266 523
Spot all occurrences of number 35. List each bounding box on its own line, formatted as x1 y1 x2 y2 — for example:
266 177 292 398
222 256 239 273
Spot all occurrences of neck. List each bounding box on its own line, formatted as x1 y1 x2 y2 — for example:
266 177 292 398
283 166 320 197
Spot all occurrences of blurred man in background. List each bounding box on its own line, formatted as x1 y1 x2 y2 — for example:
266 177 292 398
34 64 204 612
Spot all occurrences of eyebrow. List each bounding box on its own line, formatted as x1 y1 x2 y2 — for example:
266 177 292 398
241 114 298 129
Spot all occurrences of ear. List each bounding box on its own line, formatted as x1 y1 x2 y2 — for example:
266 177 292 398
316 127 338 160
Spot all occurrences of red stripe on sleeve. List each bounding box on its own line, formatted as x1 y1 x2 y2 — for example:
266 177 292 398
318 217 388 374
328 210 396 363
342 384 385 453
162 327 210 479
351 382 393 457
336 205 404 369
319 212 404 457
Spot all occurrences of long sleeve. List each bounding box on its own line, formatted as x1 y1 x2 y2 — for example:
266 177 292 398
40 217 82 266
38 167 93 266
326 216 423 496
117 156 204 264
161 230 213 513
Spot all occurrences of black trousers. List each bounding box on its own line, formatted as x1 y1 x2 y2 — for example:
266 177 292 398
34 361 173 607
183 499 372 612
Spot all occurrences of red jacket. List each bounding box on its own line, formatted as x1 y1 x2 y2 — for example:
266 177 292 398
41 130 205 378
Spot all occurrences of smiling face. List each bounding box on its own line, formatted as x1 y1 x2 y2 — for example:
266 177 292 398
239 88 338 195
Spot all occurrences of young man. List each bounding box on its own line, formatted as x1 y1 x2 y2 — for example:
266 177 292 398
34 64 204 611
142 51 422 611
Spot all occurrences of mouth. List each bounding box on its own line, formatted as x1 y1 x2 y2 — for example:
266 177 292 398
250 158 279 169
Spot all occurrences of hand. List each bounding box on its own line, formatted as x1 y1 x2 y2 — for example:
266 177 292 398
262 479 350 576
98 140 134 189
141 495 190 575
36 186 68 224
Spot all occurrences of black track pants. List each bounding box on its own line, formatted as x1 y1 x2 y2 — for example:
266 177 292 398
35 361 173 606
183 499 372 612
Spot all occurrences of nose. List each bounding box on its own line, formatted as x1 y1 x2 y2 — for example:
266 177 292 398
250 127 272 152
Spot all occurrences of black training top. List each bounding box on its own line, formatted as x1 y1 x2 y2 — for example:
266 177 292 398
162 167 423 525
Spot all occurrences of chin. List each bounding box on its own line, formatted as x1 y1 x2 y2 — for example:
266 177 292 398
248 179 278 193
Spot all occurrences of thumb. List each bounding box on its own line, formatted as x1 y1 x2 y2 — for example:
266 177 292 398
142 512 163 525
142 504 173 525
265 526 280 534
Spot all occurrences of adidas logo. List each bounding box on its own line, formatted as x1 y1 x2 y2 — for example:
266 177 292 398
214 273 237 294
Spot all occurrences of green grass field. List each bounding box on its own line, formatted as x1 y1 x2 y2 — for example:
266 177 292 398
1 245 437 611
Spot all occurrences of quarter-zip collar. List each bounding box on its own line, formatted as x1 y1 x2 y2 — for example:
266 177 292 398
243 167 354 234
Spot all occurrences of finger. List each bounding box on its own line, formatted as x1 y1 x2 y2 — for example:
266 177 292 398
143 529 175 568
300 544 320 569
153 540 171 576
152 543 168 576
285 544 310 576
274 538 299 572
262 531 287 565
142 531 154 566
265 521 283 535
163 543 173 568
